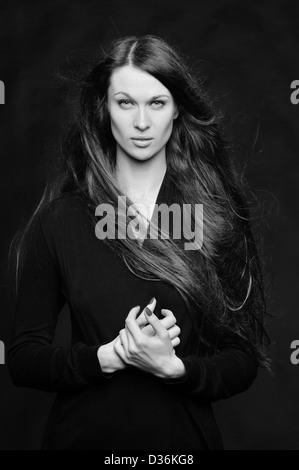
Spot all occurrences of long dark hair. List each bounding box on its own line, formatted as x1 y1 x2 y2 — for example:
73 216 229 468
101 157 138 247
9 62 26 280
9 34 271 368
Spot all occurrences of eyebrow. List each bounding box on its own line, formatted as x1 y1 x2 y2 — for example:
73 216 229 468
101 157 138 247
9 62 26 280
113 92 170 99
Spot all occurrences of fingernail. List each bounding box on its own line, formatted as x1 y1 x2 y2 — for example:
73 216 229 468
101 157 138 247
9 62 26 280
145 307 152 316
149 297 155 305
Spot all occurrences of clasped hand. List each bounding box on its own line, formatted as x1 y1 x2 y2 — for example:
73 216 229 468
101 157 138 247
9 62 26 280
113 298 182 378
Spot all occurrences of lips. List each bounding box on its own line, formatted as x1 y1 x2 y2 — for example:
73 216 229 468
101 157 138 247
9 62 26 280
131 138 153 147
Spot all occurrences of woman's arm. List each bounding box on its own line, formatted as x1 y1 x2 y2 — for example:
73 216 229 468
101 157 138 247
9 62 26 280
7 213 182 391
160 334 258 403
7 214 116 393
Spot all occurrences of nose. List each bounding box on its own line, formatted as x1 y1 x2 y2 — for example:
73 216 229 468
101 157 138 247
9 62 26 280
133 106 150 130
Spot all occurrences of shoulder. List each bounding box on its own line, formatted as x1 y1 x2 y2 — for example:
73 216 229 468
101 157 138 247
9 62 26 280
21 193 95 268
39 192 90 224
42 191 86 214
37 192 94 241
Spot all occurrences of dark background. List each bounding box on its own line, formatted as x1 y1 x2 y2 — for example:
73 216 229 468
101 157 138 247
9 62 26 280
1 0 299 450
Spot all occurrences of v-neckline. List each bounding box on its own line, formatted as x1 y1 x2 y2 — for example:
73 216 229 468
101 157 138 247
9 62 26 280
132 167 170 248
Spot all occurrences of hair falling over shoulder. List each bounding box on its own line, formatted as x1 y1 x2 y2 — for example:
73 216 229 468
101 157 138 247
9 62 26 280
8 34 271 370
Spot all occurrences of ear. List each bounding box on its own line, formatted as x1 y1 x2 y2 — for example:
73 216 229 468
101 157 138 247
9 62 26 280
173 105 179 120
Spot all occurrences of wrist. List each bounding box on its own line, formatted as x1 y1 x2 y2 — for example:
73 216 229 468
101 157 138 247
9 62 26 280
97 344 117 375
160 355 187 380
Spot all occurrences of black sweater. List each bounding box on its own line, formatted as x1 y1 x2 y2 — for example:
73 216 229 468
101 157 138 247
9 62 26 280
7 169 258 450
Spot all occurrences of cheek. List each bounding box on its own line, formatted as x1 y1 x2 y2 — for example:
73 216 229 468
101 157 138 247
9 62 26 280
156 114 174 140
110 115 124 138
109 112 127 139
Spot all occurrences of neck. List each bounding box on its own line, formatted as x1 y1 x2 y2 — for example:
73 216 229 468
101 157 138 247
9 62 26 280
115 153 167 201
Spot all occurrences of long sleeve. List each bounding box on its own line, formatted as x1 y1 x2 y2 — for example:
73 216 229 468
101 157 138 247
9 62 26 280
7 214 107 393
161 334 258 403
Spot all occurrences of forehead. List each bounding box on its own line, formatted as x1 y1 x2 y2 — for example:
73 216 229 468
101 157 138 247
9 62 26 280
108 65 170 98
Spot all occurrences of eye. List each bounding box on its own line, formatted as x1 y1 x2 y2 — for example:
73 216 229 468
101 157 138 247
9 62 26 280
116 99 167 109
151 100 166 108
117 99 134 108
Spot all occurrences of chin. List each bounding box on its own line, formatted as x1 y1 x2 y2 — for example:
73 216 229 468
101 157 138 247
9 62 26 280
135 153 157 161
128 150 157 161
118 143 162 162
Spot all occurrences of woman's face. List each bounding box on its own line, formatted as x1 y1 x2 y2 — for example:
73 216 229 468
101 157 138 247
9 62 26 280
107 65 178 163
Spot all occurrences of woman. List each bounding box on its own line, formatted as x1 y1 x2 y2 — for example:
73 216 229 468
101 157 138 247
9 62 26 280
7 34 270 450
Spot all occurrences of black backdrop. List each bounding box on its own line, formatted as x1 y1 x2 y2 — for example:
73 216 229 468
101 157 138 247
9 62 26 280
1 0 299 450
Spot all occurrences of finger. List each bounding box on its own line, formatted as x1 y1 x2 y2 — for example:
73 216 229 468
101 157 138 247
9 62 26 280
124 323 137 351
167 324 181 340
136 311 149 329
161 309 176 321
125 304 147 343
140 323 155 337
144 307 169 339
141 321 180 338
147 297 157 310
140 306 177 336
160 309 177 330
136 297 157 327
127 305 142 325
136 313 148 328
171 337 180 348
